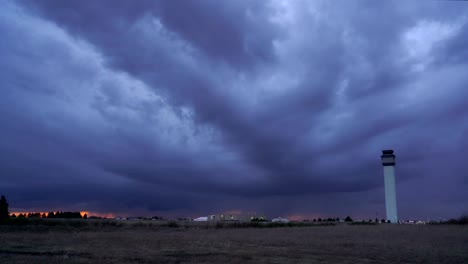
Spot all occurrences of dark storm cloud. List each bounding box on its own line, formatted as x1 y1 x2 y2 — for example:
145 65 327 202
1 0 468 218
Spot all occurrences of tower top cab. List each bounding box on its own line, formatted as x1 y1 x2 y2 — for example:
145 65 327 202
381 149 396 166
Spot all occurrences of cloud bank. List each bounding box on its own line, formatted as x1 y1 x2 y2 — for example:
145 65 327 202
1 0 467 219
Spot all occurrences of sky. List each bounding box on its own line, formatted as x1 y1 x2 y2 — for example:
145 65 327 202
1 0 468 220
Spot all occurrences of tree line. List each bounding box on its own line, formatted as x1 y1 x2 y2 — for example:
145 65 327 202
11 211 87 219
301 216 354 222
0 195 87 220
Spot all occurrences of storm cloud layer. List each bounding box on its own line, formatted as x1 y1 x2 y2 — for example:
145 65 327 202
1 0 467 219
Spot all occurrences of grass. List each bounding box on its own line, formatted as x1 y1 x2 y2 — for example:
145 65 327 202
0 220 467 263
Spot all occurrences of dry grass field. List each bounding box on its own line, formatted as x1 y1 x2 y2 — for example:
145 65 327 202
0 221 467 263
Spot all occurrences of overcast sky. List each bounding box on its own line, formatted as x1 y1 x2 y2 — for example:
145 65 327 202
1 0 467 220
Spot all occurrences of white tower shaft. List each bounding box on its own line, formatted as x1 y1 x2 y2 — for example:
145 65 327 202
383 165 398 223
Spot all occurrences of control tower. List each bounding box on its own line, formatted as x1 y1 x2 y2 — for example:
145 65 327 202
381 150 398 223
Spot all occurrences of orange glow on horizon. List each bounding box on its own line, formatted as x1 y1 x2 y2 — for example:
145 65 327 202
286 214 323 221
223 209 243 215
87 212 116 218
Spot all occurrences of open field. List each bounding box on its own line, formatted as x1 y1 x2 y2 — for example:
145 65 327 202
1 221 467 263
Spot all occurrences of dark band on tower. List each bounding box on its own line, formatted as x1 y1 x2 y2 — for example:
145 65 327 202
381 149 396 166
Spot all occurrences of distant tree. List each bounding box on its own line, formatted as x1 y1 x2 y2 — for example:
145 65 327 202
41 213 47 218
28 213 41 218
344 216 353 222
387 220 391 223
47 212 55 218
0 195 9 220
312 219 316 222
18 213 25 218
459 215 468 225
0 195 10 220
52 211 83 219
317 218 322 222
336 217 340 222
381 219 386 223
11 214 17 218
83 213 88 219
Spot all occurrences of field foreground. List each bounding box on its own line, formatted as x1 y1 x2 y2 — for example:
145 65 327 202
1 222 467 263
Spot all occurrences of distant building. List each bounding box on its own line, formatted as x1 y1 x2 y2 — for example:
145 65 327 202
194 216 208 222
206 213 265 222
271 217 289 223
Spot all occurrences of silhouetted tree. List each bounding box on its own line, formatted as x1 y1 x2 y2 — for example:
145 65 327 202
251 217 266 222
344 216 353 222
11 214 17 218
458 215 468 225
0 195 9 220
381 219 386 223
336 217 340 222
51 211 83 219
27 212 41 218
317 218 322 222
83 213 87 219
